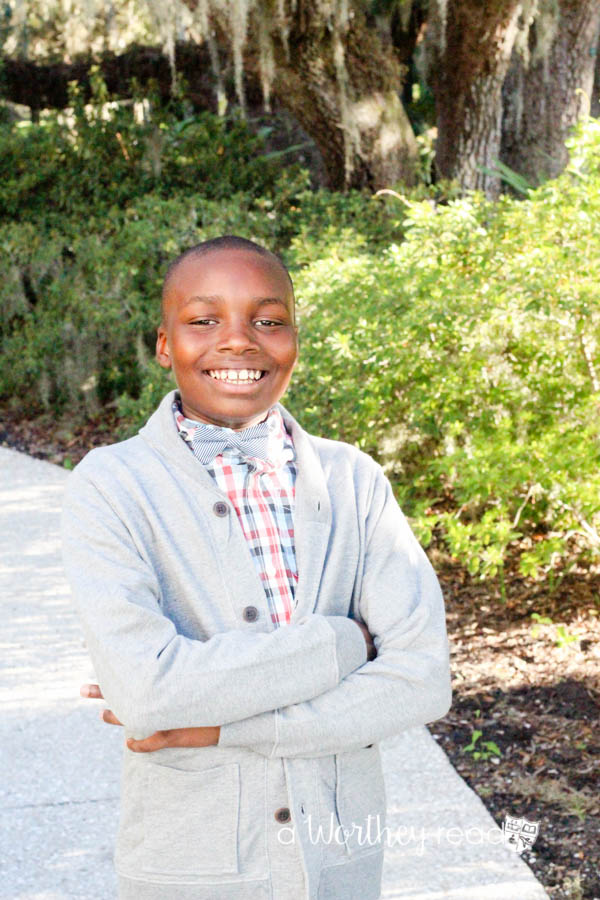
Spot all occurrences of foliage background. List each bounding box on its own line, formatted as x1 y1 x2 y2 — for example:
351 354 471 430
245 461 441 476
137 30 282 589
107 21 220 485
1 90 599 596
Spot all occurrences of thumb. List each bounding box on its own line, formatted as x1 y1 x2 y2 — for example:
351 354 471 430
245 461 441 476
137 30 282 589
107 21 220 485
100 708 123 727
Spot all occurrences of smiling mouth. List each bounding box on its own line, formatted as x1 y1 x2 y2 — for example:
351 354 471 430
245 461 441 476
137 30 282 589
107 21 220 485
204 368 267 384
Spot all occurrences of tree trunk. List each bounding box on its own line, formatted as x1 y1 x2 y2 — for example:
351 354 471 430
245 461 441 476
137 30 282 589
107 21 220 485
186 0 420 190
501 1 600 184
263 2 419 190
592 31 600 118
425 0 523 198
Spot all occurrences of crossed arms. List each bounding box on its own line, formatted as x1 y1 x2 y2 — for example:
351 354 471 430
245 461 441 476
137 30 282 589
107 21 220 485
62 460 451 759
81 615 376 754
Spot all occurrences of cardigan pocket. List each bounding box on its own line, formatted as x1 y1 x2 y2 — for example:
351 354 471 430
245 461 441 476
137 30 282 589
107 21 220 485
141 762 240 877
335 745 387 857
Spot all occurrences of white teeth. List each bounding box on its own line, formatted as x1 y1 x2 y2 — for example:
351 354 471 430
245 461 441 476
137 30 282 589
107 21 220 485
207 369 263 383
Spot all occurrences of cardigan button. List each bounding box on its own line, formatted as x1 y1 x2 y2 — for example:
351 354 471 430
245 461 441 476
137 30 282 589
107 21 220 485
212 501 229 517
274 807 291 824
242 606 259 623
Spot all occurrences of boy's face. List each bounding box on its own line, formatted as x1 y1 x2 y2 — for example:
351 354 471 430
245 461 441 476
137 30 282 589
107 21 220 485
157 249 298 430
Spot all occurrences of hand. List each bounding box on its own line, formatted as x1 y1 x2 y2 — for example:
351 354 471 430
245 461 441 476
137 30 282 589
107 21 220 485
80 683 221 752
355 622 377 661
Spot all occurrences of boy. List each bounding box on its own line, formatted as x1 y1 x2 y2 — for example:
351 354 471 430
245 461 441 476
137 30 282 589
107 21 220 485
61 235 451 900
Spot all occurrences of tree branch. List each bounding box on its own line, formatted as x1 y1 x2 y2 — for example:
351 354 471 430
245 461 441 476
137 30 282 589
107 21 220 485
0 42 251 112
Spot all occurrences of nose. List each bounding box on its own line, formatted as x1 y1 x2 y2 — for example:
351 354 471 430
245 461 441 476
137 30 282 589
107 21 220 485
216 317 259 354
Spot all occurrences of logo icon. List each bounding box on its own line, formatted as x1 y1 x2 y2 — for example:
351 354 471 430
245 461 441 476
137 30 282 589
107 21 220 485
503 815 540 854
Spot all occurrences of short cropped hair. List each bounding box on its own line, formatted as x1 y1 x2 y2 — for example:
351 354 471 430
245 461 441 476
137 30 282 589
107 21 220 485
161 235 294 323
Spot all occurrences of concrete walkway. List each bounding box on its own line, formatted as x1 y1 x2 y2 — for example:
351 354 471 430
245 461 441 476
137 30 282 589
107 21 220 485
0 446 549 899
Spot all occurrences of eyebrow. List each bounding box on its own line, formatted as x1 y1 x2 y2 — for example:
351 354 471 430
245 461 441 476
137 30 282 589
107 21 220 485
183 295 291 311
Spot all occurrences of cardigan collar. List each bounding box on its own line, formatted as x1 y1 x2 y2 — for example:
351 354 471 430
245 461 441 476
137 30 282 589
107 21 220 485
138 389 332 623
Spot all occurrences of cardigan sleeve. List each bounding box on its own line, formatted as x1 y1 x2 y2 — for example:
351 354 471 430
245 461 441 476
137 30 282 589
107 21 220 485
60 467 367 739
218 466 452 757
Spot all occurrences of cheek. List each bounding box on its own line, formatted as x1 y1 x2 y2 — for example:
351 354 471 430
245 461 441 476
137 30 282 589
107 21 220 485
171 335 205 363
275 335 299 368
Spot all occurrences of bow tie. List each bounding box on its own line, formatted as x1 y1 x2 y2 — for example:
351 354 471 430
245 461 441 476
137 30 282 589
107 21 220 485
191 417 275 465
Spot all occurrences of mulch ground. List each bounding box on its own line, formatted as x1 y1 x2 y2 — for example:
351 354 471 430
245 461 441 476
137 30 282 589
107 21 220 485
430 553 600 900
2 407 599 900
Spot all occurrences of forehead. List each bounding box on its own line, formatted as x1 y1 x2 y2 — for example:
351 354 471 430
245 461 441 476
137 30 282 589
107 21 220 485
164 249 293 311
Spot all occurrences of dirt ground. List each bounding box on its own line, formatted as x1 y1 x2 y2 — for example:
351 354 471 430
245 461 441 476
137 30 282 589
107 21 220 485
2 408 599 900
430 554 600 900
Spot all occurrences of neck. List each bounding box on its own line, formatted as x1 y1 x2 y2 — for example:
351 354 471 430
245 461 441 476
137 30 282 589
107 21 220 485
179 400 271 431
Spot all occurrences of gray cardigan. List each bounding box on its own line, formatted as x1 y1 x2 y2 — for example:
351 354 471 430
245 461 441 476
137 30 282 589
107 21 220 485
61 389 452 900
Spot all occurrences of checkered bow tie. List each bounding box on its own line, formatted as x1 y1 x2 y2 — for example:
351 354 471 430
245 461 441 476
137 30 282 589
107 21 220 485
191 417 275 465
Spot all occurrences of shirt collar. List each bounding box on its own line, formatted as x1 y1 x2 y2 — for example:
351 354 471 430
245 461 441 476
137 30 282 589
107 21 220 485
172 395 295 471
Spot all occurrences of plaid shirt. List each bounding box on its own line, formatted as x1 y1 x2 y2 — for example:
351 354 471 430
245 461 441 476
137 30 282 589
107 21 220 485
172 399 298 626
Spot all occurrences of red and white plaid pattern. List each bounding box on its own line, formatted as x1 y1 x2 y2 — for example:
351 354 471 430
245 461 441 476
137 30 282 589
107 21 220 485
172 399 298 626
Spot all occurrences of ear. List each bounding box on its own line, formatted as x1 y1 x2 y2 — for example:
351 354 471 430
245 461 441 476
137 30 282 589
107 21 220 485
156 325 172 369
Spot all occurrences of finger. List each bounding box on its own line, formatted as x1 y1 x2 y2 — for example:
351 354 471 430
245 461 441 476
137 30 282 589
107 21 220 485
100 708 123 726
126 733 169 753
80 683 104 699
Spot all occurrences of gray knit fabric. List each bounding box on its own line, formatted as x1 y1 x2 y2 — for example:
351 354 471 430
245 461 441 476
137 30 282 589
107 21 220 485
60 389 451 899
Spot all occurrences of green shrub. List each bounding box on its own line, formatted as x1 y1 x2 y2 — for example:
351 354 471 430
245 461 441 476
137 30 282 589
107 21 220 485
2 103 599 591
0 74 294 226
284 119 600 585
